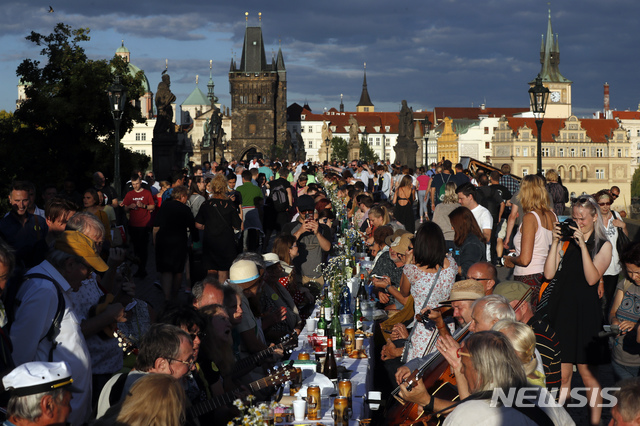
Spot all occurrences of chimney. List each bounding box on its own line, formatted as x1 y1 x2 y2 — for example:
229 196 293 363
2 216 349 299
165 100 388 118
604 82 610 115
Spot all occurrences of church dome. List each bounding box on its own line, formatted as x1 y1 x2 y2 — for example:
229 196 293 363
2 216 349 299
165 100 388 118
127 62 150 93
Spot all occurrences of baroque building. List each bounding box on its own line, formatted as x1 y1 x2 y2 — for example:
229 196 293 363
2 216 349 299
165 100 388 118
228 16 287 160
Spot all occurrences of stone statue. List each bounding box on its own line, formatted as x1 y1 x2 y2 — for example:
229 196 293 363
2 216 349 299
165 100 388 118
398 100 414 139
348 115 359 143
154 74 177 137
321 120 333 143
202 118 211 147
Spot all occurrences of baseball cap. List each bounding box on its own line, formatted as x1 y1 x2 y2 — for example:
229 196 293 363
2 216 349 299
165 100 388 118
296 195 315 212
440 279 485 304
55 231 109 273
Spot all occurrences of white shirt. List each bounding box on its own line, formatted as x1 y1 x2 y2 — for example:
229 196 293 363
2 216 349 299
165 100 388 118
10 261 92 426
249 160 260 170
471 204 493 261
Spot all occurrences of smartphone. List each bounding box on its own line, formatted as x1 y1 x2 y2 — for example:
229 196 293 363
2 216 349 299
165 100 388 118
305 211 314 220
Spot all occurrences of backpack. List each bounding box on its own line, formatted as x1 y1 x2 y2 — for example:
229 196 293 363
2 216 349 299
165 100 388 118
3 273 65 362
477 186 500 222
270 183 289 212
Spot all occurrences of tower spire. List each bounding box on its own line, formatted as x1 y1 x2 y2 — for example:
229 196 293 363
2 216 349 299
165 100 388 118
356 62 374 112
533 8 570 84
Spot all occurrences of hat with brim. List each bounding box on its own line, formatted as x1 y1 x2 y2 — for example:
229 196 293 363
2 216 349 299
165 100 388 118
3 361 79 396
55 231 108 273
262 253 280 267
229 260 260 285
440 279 485 304
384 229 411 247
493 280 535 304
388 234 412 255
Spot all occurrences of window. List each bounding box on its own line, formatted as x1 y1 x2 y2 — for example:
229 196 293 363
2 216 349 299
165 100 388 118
364 107 369 112
376 140 381 146
542 148 550 157
596 169 605 179
308 141 313 148
249 124 256 135
135 133 141 141
637 129 640 137
570 148 575 157
256 96 262 104
485 142 490 149
559 148 564 157
581 148 586 157
484 127 489 134
522 169 529 176
596 148 603 157
618 149 622 157
523 147 528 156
300 127 304 133
309 126 313 133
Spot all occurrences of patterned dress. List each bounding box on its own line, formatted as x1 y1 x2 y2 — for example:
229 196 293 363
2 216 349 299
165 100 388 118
404 255 458 362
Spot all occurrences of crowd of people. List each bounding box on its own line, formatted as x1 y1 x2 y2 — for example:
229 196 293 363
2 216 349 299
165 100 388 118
0 156 637 425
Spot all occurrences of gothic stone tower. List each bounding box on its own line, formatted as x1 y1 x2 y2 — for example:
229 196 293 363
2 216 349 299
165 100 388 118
229 19 287 160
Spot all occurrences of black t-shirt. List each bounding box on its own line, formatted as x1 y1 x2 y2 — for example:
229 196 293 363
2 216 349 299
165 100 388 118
491 184 512 220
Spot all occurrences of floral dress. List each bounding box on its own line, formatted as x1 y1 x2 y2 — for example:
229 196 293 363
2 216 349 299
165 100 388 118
403 255 458 362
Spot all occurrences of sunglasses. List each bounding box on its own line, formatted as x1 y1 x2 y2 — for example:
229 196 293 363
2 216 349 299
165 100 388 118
611 193 619 198
598 201 612 206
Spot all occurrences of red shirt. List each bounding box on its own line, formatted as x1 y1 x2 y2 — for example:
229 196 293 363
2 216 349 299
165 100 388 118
123 189 154 227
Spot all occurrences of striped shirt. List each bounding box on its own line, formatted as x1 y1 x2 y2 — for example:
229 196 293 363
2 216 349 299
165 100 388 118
528 316 562 395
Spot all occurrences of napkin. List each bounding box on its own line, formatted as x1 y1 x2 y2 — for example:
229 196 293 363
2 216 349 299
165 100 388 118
296 372 335 397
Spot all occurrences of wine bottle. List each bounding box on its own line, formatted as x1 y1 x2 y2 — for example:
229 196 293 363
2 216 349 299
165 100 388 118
317 306 327 337
323 328 338 381
354 298 363 331
323 287 332 323
356 274 367 302
332 310 343 349
344 258 352 281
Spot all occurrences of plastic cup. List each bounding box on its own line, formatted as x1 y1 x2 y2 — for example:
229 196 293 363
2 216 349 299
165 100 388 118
293 399 306 421
355 337 364 350
306 319 316 333
368 391 382 410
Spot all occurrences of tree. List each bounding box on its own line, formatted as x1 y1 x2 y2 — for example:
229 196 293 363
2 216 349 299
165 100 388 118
631 166 640 199
0 23 148 200
359 139 379 163
330 137 348 161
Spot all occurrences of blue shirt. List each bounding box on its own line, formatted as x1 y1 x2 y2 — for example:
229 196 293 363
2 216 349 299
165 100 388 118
0 211 48 267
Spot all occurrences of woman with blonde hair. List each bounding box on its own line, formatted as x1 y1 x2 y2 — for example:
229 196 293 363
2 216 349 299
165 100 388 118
115 374 187 426
493 319 546 387
431 182 459 250
365 204 391 245
195 174 242 282
504 174 556 291
393 175 416 233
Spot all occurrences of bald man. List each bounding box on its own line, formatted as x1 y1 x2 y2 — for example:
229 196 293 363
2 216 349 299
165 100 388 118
466 261 498 295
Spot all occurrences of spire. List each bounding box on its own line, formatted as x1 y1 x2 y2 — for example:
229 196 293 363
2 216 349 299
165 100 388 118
340 93 344 113
207 59 217 105
533 8 571 84
239 15 267 73
356 63 374 110
276 46 285 71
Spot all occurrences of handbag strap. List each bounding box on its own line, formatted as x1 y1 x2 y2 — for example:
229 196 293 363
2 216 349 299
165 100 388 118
401 266 442 363
211 201 234 233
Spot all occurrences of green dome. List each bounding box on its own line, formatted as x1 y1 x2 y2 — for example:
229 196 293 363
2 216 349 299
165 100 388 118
127 62 150 93
116 40 129 54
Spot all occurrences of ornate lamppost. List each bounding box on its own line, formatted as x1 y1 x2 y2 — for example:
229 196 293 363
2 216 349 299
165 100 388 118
107 76 127 198
528 74 550 176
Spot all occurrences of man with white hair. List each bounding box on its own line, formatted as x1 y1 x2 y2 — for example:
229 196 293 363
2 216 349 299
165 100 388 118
3 361 75 426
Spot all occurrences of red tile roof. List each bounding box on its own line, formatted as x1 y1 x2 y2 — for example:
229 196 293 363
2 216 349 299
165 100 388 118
433 107 530 121
504 118 620 143
612 111 640 120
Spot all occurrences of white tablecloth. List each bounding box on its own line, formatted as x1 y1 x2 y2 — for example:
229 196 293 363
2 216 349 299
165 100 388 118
283 310 375 425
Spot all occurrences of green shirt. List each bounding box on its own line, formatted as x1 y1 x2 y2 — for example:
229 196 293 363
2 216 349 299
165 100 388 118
236 182 263 207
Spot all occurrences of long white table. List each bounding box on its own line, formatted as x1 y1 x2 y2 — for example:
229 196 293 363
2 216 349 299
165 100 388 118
283 316 376 425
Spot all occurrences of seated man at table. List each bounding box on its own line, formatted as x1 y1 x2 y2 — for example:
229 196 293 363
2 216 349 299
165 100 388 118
397 331 572 425
371 229 412 311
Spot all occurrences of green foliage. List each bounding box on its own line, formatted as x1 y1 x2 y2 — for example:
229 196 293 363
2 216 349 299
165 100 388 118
631 166 640 198
0 23 148 197
330 137 348 161
359 139 379 163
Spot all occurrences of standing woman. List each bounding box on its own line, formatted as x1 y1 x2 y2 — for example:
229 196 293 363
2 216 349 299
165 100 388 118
153 186 198 301
393 175 416 234
195 174 242 283
399 222 457 362
503 174 556 291
83 188 111 245
544 196 612 425
595 189 628 317
431 182 460 251
416 167 430 223
294 173 309 199
187 176 207 218
448 206 486 279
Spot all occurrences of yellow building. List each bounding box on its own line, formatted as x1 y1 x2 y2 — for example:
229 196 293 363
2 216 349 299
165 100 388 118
437 117 459 163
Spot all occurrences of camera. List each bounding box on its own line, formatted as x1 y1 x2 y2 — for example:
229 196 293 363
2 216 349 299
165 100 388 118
560 218 578 241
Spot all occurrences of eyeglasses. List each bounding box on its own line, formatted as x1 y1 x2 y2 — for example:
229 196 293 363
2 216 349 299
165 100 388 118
457 348 471 358
611 193 619 198
576 196 591 204
167 357 195 368
407 247 414 251
598 201 612 206
189 331 204 341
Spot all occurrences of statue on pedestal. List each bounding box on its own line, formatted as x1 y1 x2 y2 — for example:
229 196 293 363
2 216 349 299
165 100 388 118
394 100 418 167
154 74 176 137
348 115 360 161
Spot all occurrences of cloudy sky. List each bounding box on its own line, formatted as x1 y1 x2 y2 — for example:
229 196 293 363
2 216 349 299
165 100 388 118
1 0 639 118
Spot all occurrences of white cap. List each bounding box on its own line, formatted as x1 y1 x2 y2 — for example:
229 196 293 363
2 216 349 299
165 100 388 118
3 361 76 396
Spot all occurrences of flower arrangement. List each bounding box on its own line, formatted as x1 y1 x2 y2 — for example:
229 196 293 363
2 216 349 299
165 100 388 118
227 396 277 426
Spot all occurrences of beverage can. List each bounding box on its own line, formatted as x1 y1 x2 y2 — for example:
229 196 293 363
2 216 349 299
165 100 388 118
344 328 355 353
333 396 349 426
338 379 352 411
307 385 321 420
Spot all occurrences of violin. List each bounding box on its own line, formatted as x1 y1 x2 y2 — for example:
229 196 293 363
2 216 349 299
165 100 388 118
385 309 470 426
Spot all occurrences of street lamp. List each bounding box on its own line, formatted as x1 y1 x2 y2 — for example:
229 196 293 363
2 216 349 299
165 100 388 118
107 76 127 198
325 137 330 163
210 107 222 162
528 74 550 176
